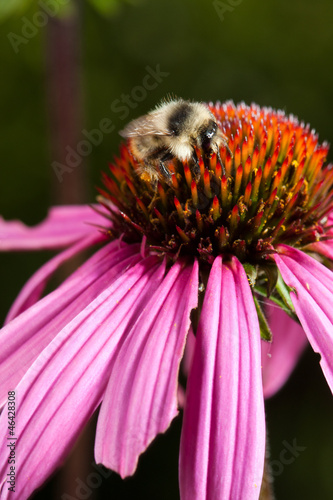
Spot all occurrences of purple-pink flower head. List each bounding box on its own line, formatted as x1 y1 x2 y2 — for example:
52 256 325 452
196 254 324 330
0 101 333 500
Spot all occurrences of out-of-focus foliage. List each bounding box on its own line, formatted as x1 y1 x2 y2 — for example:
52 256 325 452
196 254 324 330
0 0 31 20
0 0 138 21
0 0 66 20
87 0 139 17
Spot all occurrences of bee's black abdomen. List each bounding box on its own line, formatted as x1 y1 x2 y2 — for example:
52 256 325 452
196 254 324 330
168 102 192 136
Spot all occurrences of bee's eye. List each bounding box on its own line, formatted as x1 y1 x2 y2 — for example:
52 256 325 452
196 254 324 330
200 120 217 150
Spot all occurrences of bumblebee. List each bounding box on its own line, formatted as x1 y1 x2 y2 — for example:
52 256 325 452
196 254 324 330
120 98 229 182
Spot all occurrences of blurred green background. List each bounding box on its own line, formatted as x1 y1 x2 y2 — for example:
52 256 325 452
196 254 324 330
1 0 333 498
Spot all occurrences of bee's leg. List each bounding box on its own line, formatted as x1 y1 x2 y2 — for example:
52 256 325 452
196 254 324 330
148 189 158 208
216 148 226 177
191 150 201 178
222 134 233 158
203 154 211 170
159 152 174 183
139 162 159 189
150 178 158 193
159 162 172 182
225 143 233 158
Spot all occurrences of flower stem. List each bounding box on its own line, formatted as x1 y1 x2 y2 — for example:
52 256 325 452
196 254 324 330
45 0 88 205
44 3 92 499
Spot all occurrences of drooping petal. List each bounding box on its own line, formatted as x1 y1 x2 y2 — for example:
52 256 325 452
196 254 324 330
261 304 307 398
0 204 110 250
274 245 333 393
0 256 165 500
328 209 333 223
182 326 196 377
0 241 141 405
178 328 196 409
179 256 265 500
95 260 198 477
305 210 333 259
5 231 104 323
305 239 333 261
177 385 186 409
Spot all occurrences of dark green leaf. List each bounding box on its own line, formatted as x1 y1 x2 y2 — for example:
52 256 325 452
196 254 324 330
260 262 279 297
243 262 258 287
275 272 295 311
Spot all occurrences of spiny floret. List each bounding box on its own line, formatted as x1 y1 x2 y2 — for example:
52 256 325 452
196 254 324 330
98 102 333 264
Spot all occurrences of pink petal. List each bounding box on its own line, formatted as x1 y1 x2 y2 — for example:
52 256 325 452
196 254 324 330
328 209 333 222
306 210 333 259
178 327 196 409
0 204 110 250
0 256 165 500
261 304 308 398
5 231 103 323
179 256 265 500
182 326 196 377
305 240 333 260
95 260 198 477
0 241 141 405
177 385 186 409
274 245 333 393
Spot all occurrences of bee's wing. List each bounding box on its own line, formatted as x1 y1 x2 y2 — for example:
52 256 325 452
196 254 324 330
119 112 171 138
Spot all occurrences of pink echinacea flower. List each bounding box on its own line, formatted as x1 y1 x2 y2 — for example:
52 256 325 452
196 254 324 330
1 101 333 499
